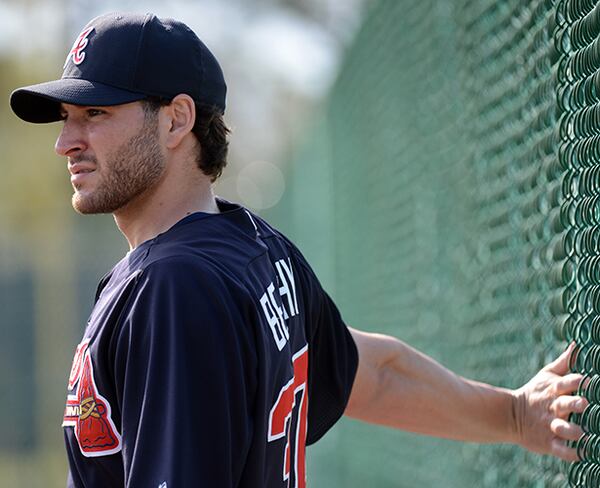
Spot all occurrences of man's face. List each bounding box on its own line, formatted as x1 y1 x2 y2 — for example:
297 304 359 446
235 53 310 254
55 101 166 214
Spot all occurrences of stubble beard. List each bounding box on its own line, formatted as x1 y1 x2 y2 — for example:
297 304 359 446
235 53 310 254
71 119 166 215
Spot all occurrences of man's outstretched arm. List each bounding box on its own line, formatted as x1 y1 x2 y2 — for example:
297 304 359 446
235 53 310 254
345 328 586 461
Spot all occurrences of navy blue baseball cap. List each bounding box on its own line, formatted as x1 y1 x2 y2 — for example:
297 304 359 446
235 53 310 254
10 12 227 123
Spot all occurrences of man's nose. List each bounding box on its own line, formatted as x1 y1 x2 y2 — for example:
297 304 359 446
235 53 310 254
55 120 87 157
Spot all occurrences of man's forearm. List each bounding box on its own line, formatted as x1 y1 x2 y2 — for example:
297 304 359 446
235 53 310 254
345 328 519 444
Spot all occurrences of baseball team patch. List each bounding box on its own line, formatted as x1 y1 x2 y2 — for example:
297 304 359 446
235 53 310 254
63 340 122 457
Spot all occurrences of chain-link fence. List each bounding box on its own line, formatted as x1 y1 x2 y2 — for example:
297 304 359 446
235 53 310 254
267 0 600 486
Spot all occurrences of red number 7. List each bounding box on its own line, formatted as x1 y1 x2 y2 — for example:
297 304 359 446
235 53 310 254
268 345 309 488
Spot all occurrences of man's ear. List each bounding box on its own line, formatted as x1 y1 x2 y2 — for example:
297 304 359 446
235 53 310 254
164 94 196 149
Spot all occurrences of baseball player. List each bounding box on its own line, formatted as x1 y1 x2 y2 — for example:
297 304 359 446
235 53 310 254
9 12 587 488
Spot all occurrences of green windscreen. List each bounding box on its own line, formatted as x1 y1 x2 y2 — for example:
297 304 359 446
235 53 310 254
265 0 600 486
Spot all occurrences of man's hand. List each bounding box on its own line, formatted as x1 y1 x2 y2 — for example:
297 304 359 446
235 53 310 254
513 343 587 462
346 329 588 461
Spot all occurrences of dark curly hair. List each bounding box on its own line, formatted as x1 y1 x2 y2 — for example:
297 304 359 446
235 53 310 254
142 96 230 182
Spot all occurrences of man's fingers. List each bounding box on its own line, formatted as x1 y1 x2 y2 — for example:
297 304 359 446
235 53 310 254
553 374 584 396
550 438 580 462
545 343 577 375
552 395 587 418
551 418 584 441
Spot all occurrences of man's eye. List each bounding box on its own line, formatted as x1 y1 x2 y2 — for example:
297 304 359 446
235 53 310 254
87 109 105 117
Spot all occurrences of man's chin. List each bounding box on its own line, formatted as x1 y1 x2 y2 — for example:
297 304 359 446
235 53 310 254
72 193 117 215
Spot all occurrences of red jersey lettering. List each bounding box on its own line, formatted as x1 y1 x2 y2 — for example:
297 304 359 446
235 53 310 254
268 345 309 488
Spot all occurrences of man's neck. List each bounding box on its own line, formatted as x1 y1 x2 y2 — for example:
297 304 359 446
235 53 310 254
114 180 219 251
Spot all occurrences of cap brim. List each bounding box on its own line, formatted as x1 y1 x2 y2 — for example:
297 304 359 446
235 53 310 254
10 78 148 123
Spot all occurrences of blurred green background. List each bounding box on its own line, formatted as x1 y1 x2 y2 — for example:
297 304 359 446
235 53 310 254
268 0 592 486
3 0 598 486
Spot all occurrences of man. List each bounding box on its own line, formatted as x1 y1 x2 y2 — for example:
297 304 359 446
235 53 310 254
10 12 586 488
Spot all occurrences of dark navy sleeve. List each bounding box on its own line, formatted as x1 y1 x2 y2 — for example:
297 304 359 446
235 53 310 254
291 250 358 445
111 258 256 487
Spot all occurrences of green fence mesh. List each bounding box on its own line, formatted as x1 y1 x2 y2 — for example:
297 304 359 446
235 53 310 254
265 0 600 486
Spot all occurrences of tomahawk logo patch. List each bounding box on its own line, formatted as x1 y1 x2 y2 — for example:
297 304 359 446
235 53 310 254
64 26 94 68
68 339 90 390
63 341 122 457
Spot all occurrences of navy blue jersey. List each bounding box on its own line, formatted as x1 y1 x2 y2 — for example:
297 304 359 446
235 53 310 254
62 199 358 488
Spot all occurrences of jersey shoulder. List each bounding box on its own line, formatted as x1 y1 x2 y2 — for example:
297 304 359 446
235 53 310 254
247 210 314 271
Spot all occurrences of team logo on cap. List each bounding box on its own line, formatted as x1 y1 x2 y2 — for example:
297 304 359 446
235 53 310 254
64 26 94 68
63 340 122 457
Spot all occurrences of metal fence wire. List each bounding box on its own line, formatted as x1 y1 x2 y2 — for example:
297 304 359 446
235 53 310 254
267 0 600 486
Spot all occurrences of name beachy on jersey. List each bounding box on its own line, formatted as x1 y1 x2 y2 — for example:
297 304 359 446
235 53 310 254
260 257 299 350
